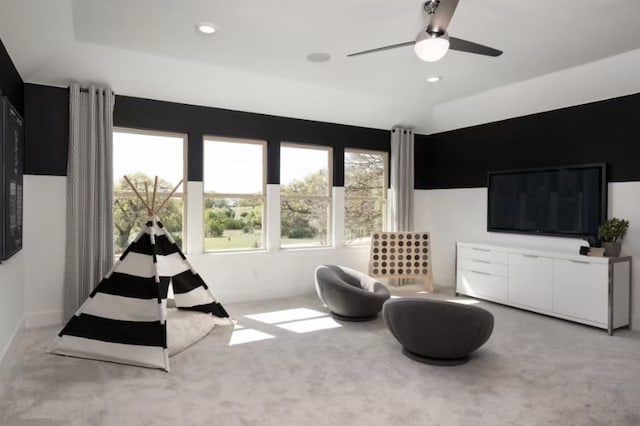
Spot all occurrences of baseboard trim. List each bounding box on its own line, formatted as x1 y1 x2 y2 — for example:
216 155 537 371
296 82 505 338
25 310 62 328
0 315 25 373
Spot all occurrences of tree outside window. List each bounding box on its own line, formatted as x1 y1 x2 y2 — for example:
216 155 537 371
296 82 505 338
345 150 387 244
112 129 186 255
280 144 332 247
113 174 184 252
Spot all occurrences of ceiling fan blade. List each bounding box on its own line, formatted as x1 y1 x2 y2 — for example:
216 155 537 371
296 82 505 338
426 0 460 34
347 41 415 58
449 37 503 57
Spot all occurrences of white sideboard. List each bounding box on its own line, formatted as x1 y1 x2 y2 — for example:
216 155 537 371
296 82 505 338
456 241 632 335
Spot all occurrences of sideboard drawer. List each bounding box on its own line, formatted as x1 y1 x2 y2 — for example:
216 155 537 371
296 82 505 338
457 269 508 301
457 258 508 277
458 246 508 264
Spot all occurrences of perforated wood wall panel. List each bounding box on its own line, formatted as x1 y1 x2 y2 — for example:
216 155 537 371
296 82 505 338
368 232 433 289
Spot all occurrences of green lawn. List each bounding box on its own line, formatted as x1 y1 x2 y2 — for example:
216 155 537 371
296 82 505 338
204 230 262 250
203 229 322 251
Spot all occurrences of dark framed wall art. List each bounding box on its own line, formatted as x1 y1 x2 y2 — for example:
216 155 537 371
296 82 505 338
0 93 24 261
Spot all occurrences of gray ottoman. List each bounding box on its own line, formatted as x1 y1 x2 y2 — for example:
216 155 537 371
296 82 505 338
383 297 494 365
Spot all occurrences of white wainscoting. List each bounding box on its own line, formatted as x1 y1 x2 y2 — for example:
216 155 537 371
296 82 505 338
0 252 25 368
23 175 66 327
22 174 640 331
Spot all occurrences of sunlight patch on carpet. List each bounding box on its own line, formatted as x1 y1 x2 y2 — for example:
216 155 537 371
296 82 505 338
229 329 276 346
276 317 341 333
245 308 327 324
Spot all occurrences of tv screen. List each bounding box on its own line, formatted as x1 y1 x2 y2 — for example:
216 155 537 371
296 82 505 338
487 164 606 238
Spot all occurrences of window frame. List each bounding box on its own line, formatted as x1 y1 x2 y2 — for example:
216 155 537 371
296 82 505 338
202 136 267 252
344 148 388 245
112 127 188 254
280 142 333 248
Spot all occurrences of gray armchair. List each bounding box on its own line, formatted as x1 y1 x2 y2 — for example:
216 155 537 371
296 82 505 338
314 265 391 321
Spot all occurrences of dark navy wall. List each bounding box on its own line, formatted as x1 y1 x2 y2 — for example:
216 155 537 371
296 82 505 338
113 96 390 184
23 84 391 185
23 81 640 188
0 38 23 116
24 85 69 175
415 92 640 189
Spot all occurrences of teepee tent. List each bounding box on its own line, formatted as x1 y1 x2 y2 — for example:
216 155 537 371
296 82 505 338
50 176 232 371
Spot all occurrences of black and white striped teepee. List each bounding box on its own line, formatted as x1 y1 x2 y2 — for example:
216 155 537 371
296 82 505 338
50 177 232 371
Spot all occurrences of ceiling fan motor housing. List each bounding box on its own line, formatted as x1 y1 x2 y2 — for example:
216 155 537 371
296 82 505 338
423 0 441 15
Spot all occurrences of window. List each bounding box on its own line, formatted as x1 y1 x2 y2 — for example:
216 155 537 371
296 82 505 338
344 149 387 244
113 129 186 255
203 137 266 251
280 144 332 247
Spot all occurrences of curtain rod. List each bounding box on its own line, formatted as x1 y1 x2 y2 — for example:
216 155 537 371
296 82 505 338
75 88 115 97
79 88 109 93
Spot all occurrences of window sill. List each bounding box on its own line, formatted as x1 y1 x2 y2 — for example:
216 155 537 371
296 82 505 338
201 248 269 256
191 244 370 256
344 242 372 248
279 245 334 253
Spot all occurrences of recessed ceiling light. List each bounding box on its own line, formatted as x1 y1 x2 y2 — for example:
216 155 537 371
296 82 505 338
427 76 441 83
307 52 331 63
196 23 216 34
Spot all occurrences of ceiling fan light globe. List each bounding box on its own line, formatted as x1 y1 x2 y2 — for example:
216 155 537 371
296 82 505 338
414 30 450 62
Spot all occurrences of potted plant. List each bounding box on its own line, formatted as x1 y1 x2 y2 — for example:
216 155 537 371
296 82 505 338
598 217 630 257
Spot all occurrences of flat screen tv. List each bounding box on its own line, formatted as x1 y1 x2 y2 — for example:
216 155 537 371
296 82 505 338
487 164 607 238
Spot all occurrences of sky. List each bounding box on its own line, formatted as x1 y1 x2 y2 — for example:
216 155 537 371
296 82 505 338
113 131 184 189
280 145 328 186
114 131 329 192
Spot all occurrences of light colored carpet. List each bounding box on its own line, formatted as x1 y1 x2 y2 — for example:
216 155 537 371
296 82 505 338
1 287 640 426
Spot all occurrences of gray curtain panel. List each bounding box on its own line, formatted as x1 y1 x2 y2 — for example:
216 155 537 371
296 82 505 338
64 84 115 321
389 127 414 232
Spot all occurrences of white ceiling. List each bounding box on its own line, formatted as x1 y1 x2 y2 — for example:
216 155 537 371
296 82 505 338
2 0 640 133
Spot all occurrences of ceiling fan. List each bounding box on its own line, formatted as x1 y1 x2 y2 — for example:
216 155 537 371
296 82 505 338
347 0 502 62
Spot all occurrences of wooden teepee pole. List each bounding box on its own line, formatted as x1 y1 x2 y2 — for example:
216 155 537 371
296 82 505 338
150 176 159 215
123 175 152 216
144 181 151 211
156 179 183 214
